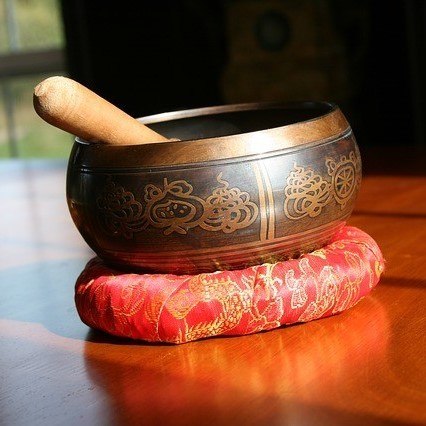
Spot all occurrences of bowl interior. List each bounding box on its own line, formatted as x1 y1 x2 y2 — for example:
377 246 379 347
145 102 334 141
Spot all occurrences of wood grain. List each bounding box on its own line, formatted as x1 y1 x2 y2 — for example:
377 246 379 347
0 159 425 425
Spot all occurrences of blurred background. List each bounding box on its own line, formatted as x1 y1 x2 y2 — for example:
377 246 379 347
0 0 424 169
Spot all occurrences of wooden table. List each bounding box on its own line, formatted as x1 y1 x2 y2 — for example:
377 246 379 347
1 159 425 425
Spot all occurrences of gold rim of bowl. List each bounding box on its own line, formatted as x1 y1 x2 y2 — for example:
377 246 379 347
74 101 350 168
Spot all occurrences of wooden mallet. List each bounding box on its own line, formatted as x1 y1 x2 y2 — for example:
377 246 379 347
33 76 168 145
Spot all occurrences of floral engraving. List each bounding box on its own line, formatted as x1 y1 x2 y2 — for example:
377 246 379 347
283 151 360 220
97 173 259 238
96 180 147 239
284 164 332 219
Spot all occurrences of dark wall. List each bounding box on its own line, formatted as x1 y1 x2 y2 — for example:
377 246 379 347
60 1 227 117
339 1 424 147
61 0 425 147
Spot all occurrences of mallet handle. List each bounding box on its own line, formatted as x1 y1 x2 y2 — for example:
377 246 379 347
33 76 168 145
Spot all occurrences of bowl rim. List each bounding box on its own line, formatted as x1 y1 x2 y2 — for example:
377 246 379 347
137 100 336 124
74 101 351 168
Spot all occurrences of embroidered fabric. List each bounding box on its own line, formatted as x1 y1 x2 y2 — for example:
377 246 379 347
75 226 384 344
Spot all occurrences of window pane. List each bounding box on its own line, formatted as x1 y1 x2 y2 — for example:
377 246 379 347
0 0 64 52
16 0 64 50
0 2 10 53
0 1 67 158
0 88 10 156
1 73 73 158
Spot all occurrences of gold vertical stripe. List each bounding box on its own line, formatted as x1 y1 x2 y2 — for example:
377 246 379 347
260 163 275 240
252 162 268 241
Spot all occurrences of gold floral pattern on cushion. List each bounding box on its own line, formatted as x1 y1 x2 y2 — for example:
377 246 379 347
75 226 384 344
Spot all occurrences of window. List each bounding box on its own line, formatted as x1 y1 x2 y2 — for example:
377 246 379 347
0 0 71 158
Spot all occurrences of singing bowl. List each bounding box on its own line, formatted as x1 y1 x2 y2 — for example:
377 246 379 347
66 102 362 274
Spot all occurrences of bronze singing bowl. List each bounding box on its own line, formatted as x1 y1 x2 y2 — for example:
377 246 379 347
66 102 361 274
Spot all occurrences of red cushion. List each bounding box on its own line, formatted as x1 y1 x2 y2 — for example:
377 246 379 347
75 226 384 344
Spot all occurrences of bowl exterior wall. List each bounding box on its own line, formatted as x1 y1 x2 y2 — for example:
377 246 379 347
67 131 360 274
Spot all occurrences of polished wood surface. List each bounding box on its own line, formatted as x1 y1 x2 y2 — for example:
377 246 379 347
1 159 425 425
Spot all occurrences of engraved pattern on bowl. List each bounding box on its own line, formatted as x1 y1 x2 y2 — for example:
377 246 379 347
66 102 361 274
